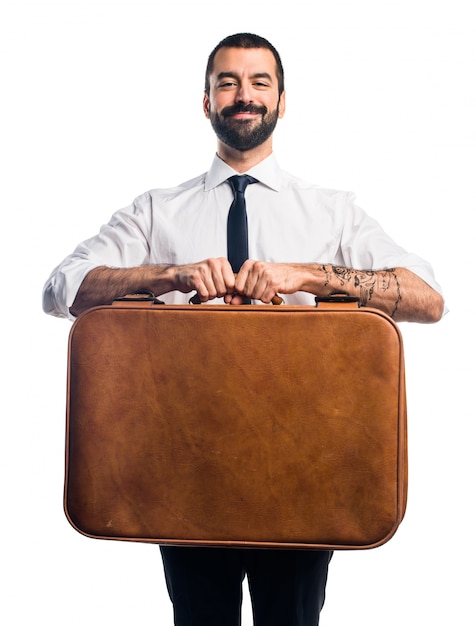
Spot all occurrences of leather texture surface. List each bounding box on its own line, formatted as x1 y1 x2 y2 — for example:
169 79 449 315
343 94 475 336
65 302 407 549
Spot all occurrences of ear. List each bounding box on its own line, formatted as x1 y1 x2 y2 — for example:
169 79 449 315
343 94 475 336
203 93 210 119
278 91 286 119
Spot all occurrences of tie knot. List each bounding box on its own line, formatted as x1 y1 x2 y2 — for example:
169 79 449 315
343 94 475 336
228 175 257 194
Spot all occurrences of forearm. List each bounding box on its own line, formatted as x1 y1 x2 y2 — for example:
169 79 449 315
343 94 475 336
70 261 445 323
69 257 238 316
69 265 176 317
299 264 444 323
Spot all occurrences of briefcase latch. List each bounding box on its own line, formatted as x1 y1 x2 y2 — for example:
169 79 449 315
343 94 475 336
112 291 165 306
314 292 360 308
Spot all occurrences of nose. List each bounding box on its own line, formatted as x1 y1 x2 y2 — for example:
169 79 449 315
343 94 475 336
236 81 252 103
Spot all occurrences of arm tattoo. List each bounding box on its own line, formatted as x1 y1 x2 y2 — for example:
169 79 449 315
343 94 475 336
388 270 402 318
322 265 402 318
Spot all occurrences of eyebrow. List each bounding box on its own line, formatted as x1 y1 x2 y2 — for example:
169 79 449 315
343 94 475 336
216 71 274 82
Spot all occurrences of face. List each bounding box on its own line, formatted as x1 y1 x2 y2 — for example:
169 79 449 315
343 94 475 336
204 47 285 152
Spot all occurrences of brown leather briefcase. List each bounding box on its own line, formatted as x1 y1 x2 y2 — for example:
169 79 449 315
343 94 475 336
65 298 407 550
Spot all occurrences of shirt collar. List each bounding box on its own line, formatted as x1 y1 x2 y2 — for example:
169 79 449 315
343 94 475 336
204 152 282 192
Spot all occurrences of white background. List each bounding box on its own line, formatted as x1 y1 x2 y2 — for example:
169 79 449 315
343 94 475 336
1 0 474 624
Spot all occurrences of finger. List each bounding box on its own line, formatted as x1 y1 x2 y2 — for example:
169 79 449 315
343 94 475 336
229 293 248 305
190 258 236 302
207 259 236 299
233 261 253 294
235 262 284 304
235 262 270 301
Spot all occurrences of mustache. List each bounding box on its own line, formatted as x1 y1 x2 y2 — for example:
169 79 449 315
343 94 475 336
221 103 268 117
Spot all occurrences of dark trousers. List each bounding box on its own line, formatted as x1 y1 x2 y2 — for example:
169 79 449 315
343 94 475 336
160 546 332 626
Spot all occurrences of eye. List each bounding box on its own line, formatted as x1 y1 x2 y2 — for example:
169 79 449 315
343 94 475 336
253 81 271 89
218 80 237 89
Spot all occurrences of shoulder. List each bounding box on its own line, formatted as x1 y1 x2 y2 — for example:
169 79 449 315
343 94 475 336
105 173 207 228
279 169 357 208
122 172 207 214
129 173 206 204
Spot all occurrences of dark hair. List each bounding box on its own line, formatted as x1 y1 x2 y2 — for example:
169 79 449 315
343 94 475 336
204 33 285 96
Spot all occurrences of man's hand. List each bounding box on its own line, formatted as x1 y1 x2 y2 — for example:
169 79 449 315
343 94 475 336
227 260 302 304
171 257 236 302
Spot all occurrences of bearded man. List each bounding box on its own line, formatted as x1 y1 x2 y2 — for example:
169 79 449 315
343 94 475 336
43 32 444 626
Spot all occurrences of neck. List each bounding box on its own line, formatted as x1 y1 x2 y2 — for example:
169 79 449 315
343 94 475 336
216 138 273 173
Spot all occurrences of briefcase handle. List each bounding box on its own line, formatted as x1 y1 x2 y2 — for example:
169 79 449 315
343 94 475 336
112 291 359 308
111 291 283 306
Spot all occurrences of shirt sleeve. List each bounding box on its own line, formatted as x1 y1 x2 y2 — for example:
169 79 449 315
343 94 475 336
338 194 444 297
42 194 152 320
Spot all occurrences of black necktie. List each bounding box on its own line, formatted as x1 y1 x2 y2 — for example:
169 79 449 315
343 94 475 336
227 175 257 274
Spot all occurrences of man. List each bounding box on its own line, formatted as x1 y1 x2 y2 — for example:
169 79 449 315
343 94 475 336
43 33 444 626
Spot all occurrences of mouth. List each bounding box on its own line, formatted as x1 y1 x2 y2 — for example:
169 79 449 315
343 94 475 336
228 111 259 121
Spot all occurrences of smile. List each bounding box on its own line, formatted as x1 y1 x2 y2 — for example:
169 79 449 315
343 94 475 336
228 112 259 120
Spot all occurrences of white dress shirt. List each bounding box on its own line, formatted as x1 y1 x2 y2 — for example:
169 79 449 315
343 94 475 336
42 153 443 319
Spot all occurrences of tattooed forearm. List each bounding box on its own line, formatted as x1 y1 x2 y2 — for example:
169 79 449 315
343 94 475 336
320 265 402 318
354 269 402 317
313 264 443 322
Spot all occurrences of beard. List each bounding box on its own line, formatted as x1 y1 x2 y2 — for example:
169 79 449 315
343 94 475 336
209 102 280 151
